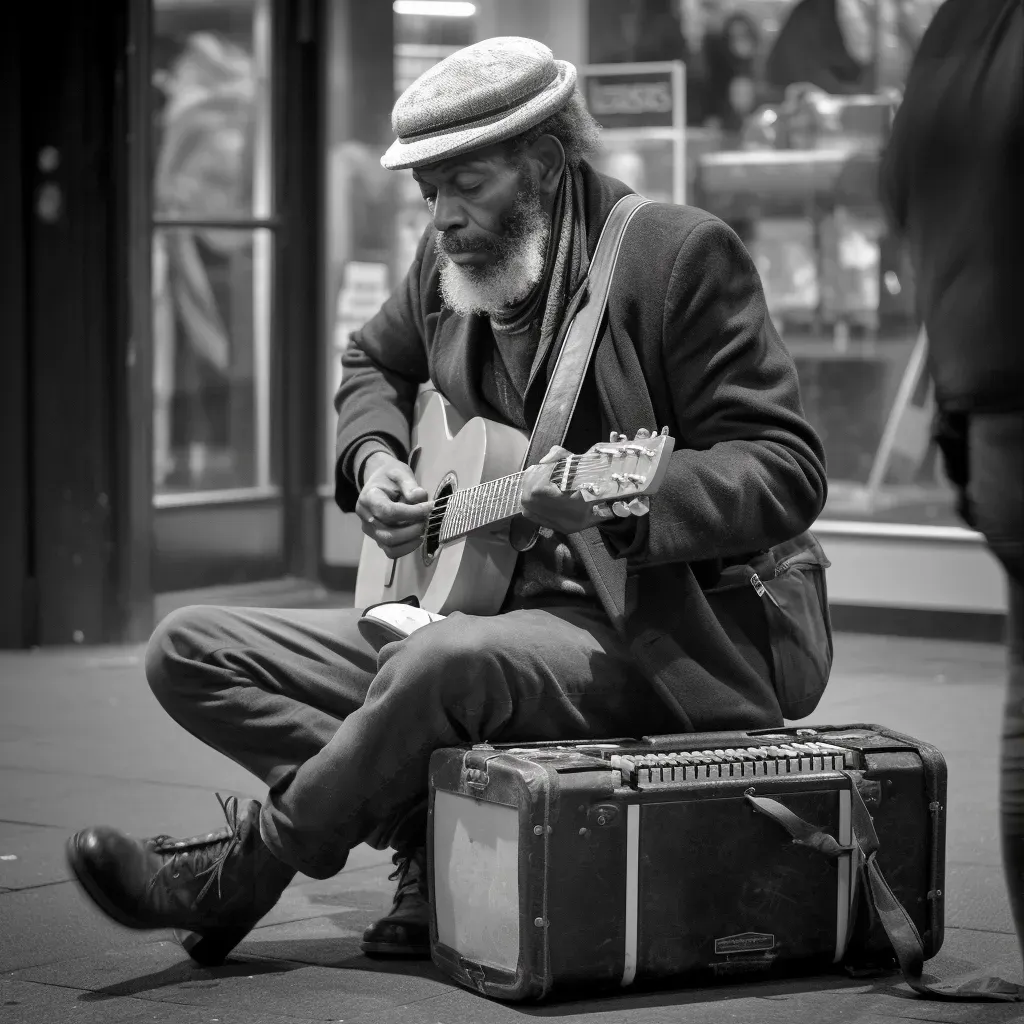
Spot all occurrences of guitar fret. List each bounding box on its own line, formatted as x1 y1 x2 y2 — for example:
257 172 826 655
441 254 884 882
438 465 575 546
439 494 453 544
450 491 466 542
466 483 482 533
503 474 518 519
478 479 496 530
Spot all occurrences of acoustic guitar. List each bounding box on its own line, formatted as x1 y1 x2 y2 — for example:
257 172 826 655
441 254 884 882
354 389 675 616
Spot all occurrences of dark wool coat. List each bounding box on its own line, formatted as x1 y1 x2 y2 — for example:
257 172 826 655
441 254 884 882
334 163 827 732
880 0 1024 414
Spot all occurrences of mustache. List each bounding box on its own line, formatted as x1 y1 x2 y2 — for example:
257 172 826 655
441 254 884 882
437 195 543 258
437 232 505 256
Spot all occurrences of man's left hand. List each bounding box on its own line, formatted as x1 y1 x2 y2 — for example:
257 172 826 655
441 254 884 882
519 446 605 535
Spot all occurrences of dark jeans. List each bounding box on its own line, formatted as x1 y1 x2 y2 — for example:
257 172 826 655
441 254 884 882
942 410 1024 949
145 601 668 879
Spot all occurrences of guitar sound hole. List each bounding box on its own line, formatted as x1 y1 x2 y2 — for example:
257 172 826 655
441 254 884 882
423 475 456 566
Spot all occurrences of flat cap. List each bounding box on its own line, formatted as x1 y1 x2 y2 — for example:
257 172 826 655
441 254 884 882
381 36 577 171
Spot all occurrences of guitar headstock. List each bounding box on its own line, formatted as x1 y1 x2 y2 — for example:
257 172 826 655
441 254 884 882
555 428 675 519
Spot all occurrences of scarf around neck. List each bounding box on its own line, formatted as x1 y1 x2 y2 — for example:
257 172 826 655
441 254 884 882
489 163 590 358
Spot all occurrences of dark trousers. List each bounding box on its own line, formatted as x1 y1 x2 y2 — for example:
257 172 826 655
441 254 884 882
145 601 668 879
956 412 1024 950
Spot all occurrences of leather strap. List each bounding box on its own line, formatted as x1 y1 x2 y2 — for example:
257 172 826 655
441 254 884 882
747 779 1024 1002
518 194 651 516
513 195 651 629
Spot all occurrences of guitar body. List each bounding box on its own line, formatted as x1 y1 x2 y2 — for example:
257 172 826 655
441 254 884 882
354 390 530 615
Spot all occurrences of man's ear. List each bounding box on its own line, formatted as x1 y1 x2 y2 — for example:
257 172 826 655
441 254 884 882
528 134 566 196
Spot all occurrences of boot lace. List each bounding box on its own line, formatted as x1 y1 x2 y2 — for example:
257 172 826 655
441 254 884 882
388 847 427 907
150 793 247 906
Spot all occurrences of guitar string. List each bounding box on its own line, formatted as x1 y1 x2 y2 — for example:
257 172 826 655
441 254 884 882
424 454 593 533
424 450 652 525
423 449 652 540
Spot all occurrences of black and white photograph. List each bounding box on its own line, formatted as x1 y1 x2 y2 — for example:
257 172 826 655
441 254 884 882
2 0 1022 1021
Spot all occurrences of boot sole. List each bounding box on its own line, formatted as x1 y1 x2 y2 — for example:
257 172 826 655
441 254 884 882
173 926 252 966
360 939 431 958
65 837 252 966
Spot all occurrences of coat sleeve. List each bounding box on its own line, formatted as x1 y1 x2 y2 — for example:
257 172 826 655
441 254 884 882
332 228 434 512
611 219 828 566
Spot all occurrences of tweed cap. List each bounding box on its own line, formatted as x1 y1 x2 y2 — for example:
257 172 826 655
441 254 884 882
381 37 577 171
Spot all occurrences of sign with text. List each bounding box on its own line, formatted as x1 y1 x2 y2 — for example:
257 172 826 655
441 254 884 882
584 69 677 130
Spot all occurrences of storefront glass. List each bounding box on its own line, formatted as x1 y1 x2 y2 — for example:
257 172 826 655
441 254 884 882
151 0 275 498
588 0 956 528
323 0 475 488
323 0 959 538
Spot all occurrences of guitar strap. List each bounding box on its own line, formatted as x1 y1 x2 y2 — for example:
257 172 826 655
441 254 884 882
515 193 652 634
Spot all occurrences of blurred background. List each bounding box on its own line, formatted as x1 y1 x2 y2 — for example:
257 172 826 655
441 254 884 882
2 0 1002 652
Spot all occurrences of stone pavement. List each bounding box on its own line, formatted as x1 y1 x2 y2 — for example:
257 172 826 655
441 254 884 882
2 630 1023 1024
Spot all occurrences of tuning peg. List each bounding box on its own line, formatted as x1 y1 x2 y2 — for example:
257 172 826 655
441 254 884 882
608 431 627 443
592 503 614 519
660 426 669 435
611 501 632 517
626 497 650 516
633 428 651 439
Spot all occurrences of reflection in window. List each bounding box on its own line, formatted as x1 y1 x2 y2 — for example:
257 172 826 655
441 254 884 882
153 229 272 493
152 0 273 496
587 0 954 527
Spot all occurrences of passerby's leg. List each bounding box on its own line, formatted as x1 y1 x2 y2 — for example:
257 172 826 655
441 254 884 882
967 412 1024 954
1001 577 1024 949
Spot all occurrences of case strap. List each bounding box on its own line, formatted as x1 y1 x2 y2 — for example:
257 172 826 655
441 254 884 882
747 780 1024 1002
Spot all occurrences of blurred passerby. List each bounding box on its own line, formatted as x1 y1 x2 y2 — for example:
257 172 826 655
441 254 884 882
701 13 762 134
765 0 873 99
880 0 1024 955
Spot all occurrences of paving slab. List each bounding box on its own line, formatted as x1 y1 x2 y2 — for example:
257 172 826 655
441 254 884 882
13 942 448 1022
0 882 162 974
0 822 77 890
257 858 394 935
946 863 1017 935
2 631 1023 1024
0 646 255 792
0 978 334 1024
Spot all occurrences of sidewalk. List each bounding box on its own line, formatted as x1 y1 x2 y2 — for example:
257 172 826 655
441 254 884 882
1 630 1022 1024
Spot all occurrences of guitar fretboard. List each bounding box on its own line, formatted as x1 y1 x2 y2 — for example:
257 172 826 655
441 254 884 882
434 457 583 544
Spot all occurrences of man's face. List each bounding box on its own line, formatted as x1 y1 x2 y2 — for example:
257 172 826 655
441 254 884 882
413 145 552 317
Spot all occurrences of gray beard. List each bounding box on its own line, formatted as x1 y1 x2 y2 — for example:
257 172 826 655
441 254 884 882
435 204 550 319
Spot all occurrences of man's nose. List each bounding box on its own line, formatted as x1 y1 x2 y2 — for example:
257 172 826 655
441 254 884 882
431 191 466 233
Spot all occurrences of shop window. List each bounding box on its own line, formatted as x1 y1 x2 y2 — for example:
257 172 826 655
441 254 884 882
151 0 275 498
590 0 956 528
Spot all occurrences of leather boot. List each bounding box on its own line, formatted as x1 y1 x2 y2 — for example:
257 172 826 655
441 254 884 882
360 845 430 957
66 794 297 966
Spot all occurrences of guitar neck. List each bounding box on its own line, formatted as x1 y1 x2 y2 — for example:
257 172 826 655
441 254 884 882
436 456 582 543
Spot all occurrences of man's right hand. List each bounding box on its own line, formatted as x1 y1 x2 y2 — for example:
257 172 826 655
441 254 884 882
356 453 431 559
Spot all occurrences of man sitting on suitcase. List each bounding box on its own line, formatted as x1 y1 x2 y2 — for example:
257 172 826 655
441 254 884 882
66 37 827 964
